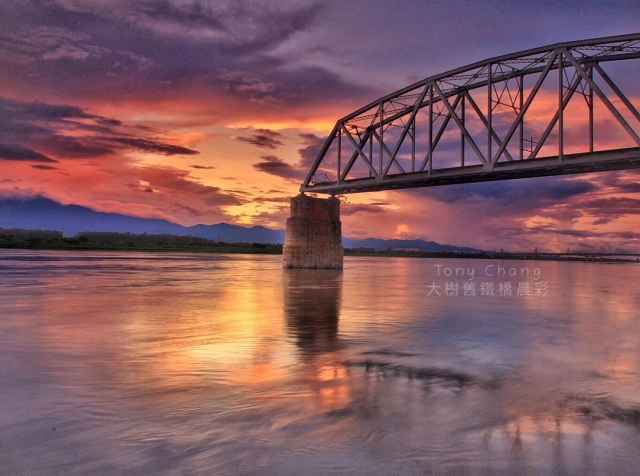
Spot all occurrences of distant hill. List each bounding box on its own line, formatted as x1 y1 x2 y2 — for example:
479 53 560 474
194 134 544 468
188 222 284 243
0 197 285 244
0 197 480 251
343 237 480 253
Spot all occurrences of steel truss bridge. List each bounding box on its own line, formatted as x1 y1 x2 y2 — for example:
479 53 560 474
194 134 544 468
301 33 640 194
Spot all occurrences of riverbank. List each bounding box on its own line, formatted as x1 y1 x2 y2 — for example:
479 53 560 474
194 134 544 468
0 228 282 255
345 248 640 263
1 227 637 262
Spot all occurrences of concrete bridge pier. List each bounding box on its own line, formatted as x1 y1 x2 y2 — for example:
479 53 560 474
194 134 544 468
283 194 343 269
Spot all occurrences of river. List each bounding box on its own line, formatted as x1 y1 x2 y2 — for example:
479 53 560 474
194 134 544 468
1 250 639 475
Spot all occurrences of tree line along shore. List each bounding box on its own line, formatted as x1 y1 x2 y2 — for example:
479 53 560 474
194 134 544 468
0 228 282 254
0 227 637 262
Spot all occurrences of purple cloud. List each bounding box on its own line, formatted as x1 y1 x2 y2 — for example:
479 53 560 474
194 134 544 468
0 143 57 163
252 155 305 181
237 129 284 149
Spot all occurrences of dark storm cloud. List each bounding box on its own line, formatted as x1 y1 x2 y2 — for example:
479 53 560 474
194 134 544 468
0 0 379 115
251 133 332 183
394 175 604 238
101 137 199 156
135 0 325 55
42 0 324 55
237 129 284 149
251 195 291 204
134 166 243 206
136 0 227 29
264 66 377 104
0 98 94 122
579 197 640 224
298 133 325 168
0 97 198 160
520 223 640 241
341 203 387 216
206 61 381 115
591 218 612 226
599 170 640 193
0 97 118 143
252 155 305 181
0 97 122 144
422 176 596 206
0 0 325 55
31 165 60 170
472 176 640 225
189 164 216 170
0 143 57 163
0 0 327 71
45 136 119 158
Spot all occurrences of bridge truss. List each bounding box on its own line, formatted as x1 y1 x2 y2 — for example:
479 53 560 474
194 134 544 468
301 33 640 194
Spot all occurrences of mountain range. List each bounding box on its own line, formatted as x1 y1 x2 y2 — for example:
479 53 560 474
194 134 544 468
0 197 480 252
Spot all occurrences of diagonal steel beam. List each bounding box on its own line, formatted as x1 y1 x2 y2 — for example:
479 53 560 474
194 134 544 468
594 63 640 123
340 128 372 181
564 52 640 147
301 124 339 189
434 82 487 164
382 85 429 176
341 124 379 178
418 94 463 171
464 92 514 161
528 66 583 159
370 130 406 174
491 51 559 164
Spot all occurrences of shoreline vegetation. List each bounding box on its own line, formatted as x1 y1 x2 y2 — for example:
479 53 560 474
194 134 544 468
0 227 638 263
0 228 282 255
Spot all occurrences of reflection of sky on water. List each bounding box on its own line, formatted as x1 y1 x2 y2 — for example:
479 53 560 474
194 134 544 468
0 251 639 474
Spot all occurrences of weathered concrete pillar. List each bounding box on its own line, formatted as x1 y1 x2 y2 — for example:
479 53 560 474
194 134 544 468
283 194 343 269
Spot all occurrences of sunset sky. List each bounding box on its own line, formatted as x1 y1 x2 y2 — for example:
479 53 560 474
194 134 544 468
1 0 640 252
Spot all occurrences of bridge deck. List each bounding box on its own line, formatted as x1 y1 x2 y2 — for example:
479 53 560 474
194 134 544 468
303 147 640 194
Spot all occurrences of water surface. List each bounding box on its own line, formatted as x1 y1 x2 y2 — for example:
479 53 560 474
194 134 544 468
1 250 639 475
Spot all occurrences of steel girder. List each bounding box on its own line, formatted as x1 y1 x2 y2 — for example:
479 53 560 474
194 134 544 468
300 33 640 194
